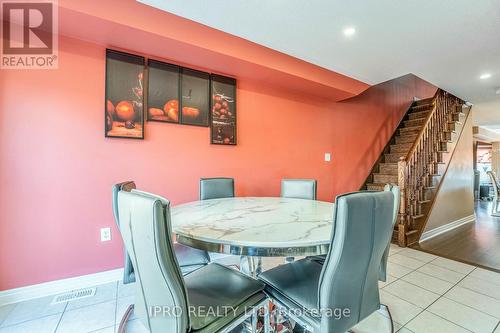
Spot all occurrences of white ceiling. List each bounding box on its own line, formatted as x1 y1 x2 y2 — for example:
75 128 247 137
473 100 500 134
139 0 500 106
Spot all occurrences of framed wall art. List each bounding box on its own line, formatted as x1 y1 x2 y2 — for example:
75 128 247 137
147 59 180 123
105 49 145 139
180 68 210 127
210 74 236 145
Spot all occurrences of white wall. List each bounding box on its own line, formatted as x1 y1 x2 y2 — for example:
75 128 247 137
423 113 475 233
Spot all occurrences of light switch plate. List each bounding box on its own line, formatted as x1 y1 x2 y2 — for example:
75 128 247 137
324 153 331 162
100 227 111 242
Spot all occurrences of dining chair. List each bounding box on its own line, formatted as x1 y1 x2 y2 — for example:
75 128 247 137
487 171 500 216
280 179 317 263
117 189 269 333
199 178 242 267
112 181 210 284
258 191 395 333
199 177 234 200
280 179 317 200
308 185 400 281
379 184 400 282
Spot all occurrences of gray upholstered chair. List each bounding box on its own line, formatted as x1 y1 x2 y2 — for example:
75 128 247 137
280 179 317 200
379 184 401 282
199 177 234 200
308 185 400 284
117 189 268 333
280 179 317 263
198 178 242 267
112 182 210 284
258 191 395 333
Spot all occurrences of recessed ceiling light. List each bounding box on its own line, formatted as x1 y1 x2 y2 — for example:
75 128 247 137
343 27 356 37
480 73 492 80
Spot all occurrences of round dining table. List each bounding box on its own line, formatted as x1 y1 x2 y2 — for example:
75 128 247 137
171 197 335 275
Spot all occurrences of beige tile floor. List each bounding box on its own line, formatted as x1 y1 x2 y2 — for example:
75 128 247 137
0 245 499 333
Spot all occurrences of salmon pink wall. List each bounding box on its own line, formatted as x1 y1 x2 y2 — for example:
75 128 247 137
0 40 437 290
0 36 338 290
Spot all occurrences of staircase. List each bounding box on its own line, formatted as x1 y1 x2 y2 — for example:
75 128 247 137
364 89 471 247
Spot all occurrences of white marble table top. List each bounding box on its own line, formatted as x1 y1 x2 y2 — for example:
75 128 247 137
171 197 334 254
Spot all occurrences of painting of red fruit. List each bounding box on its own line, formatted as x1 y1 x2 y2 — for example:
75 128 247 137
147 59 180 123
210 74 236 145
105 49 144 139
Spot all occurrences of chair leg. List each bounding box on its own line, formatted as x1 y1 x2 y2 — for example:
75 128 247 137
256 257 263 276
381 303 394 333
264 301 271 333
251 307 258 333
117 304 134 333
249 257 256 278
347 304 394 333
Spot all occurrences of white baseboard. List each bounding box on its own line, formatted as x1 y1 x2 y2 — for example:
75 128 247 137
0 255 241 307
420 214 475 242
0 268 123 307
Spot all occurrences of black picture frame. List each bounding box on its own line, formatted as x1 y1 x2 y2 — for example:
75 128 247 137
147 59 180 124
105 49 145 139
210 74 237 145
180 68 210 127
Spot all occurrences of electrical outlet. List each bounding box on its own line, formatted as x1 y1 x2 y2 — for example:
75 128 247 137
324 153 331 162
100 227 111 242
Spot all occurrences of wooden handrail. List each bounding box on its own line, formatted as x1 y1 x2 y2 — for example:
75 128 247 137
404 94 438 161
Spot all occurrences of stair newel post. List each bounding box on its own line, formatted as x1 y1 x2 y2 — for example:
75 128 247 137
435 95 442 161
437 92 443 143
440 91 446 134
397 157 408 247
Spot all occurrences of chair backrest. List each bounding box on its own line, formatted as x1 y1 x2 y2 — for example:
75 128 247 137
199 178 234 200
318 191 394 332
384 184 400 228
379 184 401 281
118 190 189 333
112 181 137 284
280 179 317 200
487 171 500 200
112 181 136 228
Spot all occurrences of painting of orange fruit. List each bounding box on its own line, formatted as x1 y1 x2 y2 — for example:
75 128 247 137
180 68 210 127
147 59 180 124
105 49 144 139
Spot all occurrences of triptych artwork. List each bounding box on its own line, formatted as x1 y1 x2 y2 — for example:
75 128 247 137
105 49 236 145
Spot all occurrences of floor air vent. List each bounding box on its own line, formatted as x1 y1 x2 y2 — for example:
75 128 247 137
52 287 96 304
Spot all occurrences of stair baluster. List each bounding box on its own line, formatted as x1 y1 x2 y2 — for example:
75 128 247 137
396 90 464 246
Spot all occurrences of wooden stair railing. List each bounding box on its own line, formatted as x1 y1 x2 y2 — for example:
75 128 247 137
396 89 466 246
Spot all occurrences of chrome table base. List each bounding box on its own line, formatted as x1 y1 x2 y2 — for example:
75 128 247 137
240 256 263 278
